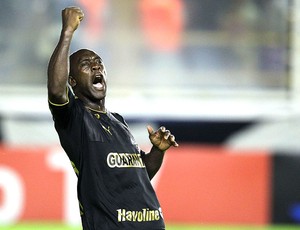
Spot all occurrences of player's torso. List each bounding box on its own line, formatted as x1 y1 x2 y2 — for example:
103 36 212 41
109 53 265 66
81 109 147 192
78 109 165 229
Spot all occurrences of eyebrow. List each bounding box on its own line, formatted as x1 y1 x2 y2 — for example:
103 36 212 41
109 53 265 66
78 56 102 64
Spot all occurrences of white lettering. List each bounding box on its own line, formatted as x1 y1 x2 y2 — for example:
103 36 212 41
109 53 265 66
107 153 145 168
47 148 81 225
117 208 162 222
0 166 24 224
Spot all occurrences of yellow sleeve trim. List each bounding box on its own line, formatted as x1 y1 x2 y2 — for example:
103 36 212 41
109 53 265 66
48 87 70 107
70 161 79 176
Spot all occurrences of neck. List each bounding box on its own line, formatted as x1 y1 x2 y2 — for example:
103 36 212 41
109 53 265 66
86 105 107 113
81 98 106 113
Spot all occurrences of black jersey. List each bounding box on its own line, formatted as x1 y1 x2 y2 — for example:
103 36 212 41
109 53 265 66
49 88 165 230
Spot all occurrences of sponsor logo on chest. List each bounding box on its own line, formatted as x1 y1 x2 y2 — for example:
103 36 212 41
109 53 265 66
107 152 145 168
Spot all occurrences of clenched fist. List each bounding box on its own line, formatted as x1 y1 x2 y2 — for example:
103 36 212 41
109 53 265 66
62 7 84 32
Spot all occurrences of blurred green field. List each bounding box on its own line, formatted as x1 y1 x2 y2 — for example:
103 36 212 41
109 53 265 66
1 223 300 230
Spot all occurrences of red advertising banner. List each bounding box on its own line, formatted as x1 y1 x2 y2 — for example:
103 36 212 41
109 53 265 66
0 145 79 225
0 144 271 225
156 145 271 224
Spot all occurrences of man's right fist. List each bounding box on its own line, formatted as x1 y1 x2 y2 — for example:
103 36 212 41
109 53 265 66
62 7 84 32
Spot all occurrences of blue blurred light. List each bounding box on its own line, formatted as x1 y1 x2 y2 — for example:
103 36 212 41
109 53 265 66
289 203 300 222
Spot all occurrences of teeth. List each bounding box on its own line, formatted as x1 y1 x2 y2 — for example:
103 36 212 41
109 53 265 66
93 82 103 89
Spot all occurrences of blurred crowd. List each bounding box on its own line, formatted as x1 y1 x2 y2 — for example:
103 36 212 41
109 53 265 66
0 0 289 89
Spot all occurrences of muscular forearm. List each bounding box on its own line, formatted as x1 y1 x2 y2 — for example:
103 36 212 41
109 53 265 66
47 29 74 104
143 146 165 180
47 7 83 104
144 126 178 180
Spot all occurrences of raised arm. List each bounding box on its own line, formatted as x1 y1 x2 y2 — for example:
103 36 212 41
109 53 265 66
143 126 179 180
47 7 84 104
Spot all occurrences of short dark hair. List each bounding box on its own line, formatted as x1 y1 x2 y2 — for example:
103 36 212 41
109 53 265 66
69 49 99 77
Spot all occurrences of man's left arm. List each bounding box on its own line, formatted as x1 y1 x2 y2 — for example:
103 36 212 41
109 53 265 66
142 126 179 180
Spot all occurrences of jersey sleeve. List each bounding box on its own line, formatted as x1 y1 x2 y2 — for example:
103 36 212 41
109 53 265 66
48 87 75 129
48 87 83 167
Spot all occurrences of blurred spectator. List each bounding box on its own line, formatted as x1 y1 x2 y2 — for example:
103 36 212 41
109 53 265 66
139 0 184 52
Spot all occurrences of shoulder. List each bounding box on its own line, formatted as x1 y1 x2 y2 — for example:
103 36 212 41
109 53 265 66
49 87 75 110
49 87 84 128
110 112 127 125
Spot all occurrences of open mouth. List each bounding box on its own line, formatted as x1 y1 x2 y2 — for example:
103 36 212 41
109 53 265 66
93 75 104 90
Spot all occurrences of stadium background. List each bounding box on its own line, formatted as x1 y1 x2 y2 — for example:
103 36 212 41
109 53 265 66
1 0 300 229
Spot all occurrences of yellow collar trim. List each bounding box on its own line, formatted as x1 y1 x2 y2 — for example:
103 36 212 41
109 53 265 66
86 106 107 114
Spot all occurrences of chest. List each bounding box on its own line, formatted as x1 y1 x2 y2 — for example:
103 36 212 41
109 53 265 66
83 111 139 152
81 112 145 178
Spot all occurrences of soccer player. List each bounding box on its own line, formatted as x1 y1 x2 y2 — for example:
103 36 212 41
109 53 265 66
47 7 178 230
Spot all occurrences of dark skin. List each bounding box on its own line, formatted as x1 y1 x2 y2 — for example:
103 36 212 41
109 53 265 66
47 7 178 180
68 49 107 111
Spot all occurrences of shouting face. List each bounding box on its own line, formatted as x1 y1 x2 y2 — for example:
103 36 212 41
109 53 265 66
69 49 107 103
